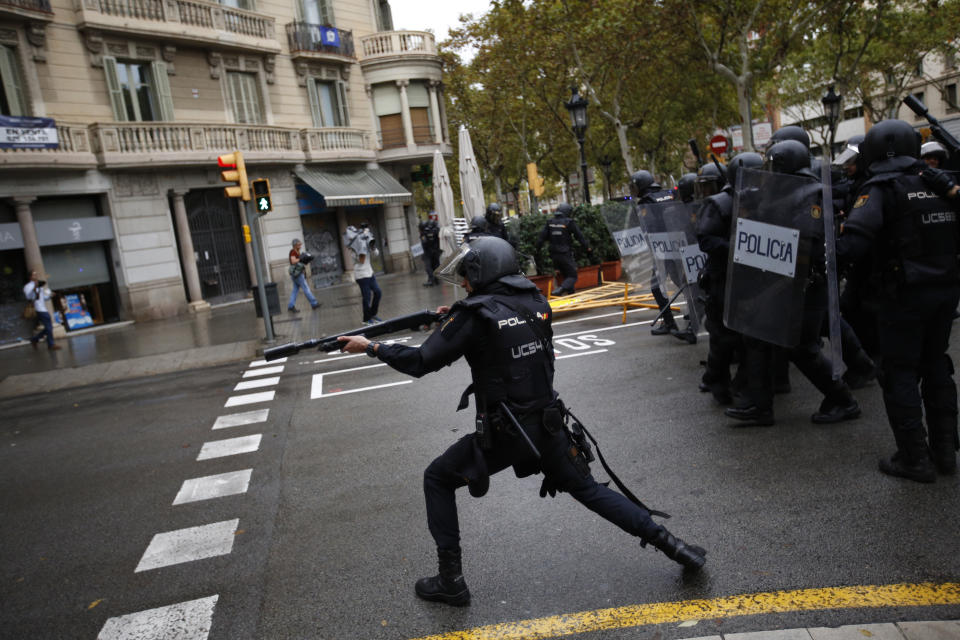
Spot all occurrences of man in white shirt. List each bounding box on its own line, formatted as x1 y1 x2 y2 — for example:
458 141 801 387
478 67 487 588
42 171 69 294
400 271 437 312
23 270 61 351
349 222 382 325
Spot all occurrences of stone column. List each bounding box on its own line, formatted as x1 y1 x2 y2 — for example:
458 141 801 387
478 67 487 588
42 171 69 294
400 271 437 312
428 81 443 143
396 79 414 149
365 84 381 148
13 197 42 275
170 189 209 312
438 84 450 143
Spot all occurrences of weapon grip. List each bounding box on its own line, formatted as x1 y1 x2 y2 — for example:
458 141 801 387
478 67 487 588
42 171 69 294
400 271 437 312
264 342 301 361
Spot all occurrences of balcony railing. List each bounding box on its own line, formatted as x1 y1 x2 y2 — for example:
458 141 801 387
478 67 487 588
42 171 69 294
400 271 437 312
0 122 97 168
0 0 52 12
359 30 436 61
286 22 355 58
83 0 276 43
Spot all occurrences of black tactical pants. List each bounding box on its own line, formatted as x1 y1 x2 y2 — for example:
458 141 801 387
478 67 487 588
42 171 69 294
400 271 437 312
423 414 663 552
877 284 960 458
550 251 579 293
650 267 675 326
703 294 742 389
422 249 440 283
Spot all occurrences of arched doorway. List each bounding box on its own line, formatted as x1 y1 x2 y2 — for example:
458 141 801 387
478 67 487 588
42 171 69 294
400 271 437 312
185 189 250 304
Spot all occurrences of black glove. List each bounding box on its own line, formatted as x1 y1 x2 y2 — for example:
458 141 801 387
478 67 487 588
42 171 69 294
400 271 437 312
539 476 561 498
921 166 957 198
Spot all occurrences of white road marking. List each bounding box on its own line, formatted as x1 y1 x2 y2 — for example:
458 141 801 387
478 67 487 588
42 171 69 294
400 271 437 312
97 595 218 640
212 409 269 430
173 469 253 505
554 319 652 340
224 391 275 407
249 357 285 366
242 365 284 378
556 349 608 360
135 520 239 572
309 360 411 398
233 377 280 391
197 434 262 461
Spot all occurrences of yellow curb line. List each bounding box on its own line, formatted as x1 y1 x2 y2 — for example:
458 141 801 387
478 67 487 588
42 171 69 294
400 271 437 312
409 581 960 640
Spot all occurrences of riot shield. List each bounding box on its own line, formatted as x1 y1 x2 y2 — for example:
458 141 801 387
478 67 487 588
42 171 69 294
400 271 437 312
599 200 652 283
723 168 823 348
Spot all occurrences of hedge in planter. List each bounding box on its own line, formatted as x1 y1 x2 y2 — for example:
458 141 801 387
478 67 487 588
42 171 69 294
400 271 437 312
510 204 622 276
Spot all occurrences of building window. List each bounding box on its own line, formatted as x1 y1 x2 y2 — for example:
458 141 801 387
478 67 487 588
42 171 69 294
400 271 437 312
911 92 925 119
307 78 348 127
373 83 403 148
220 0 255 9
300 0 334 24
0 44 27 116
406 81 433 143
914 59 924 77
947 83 958 113
946 49 957 69
103 57 174 122
375 0 393 31
226 71 264 124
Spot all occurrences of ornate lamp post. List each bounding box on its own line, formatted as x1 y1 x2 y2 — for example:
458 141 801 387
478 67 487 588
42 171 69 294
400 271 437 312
565 86 590 204
821 84 842 155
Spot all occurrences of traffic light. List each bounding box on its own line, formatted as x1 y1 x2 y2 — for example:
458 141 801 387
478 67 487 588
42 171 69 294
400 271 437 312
218 151 250 201
526 162 545 197
242 224 251 243
251 178 272 213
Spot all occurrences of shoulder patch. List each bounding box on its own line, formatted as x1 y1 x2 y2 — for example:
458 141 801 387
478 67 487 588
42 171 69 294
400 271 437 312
853 194 869 209
440 310 469 337
810 204 822 219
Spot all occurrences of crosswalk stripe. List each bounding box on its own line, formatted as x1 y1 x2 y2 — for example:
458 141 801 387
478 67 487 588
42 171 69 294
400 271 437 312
197 434 262 461
249 357 285 366
212 409 269 430
233 377 279 391
135 520 239 572
173 469 253 505
242 365 284 378
97 595 218 640
224 390 275 407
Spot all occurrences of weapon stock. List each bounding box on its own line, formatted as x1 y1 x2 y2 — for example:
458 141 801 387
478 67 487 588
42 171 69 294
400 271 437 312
902 94 960 160
263 309 445 361
688 138 704 166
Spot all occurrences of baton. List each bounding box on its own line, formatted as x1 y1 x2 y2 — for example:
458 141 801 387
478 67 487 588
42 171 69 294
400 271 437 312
498 402 541 460
649 284 687 326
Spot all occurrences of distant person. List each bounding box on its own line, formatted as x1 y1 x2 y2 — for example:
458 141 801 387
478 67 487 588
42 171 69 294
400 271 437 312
288 239 320 313
24 270 61 350
921 141 949 169
345 223 383 325
419 213 441 287
536 203 590 296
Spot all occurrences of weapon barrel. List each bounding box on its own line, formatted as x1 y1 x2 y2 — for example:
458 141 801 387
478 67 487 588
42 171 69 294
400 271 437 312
903 94 929 118
264 340 317 361
315 309 444 352
688 138 703 165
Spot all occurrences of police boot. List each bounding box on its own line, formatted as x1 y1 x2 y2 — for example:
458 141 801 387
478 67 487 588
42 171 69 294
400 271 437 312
879 423 936 483
927 413 958 475
671 325 698 345
648 528 706 570
415 548 471 606
651 316 678 336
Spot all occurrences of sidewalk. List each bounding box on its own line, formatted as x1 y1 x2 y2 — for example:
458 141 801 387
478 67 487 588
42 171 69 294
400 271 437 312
0 269 453 399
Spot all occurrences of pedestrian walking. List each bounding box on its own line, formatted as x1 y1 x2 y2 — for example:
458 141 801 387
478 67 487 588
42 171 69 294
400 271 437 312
288 239 320 313
23 270 61 351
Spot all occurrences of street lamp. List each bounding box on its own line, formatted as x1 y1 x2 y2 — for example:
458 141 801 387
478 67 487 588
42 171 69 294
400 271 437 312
565 86 590 204
821 84 842 155
598 155 613 201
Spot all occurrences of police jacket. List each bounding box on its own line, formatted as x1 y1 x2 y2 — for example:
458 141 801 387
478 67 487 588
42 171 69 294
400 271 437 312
486 220 509 242
537 216 589 254
695 190 734 277
419 221 440 252
840 168 960 287
638 190 675 204
375 281 557 416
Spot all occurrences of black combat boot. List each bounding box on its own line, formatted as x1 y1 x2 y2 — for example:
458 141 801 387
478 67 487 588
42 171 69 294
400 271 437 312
649 528 706 570
879 425 936 483
651 317 678 336
415 547 471 606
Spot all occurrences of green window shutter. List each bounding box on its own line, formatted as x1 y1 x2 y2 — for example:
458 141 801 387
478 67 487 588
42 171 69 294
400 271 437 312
150 61 175 121
102 56 127 121
306 77 321 128
0 44 27 116
337 79 349 127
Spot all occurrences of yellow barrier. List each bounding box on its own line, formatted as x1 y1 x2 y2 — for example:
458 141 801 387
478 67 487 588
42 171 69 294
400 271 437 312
546 277 681 324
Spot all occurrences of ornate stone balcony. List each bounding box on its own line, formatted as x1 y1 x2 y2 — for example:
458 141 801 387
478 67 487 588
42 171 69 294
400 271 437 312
75 0 280 54
286 22 355 63
358 30 436 64
0 0 53 21
1 122 376 168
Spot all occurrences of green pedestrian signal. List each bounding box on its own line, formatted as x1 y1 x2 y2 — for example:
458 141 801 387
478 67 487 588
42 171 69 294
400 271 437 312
251 178 272 213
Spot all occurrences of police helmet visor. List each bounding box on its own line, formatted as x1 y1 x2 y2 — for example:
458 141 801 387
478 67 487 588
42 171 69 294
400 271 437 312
833 145 859 167
694 177 721 199
433 242 473 287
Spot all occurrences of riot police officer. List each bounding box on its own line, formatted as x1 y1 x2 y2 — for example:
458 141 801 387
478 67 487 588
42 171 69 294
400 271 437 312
921 140 949 169
536 203 590 296
462 215 489 244
419 213 441 286
676 173 698 203
696 153 760 403
838 119 960 482
337 237 706 606
484 202 509 242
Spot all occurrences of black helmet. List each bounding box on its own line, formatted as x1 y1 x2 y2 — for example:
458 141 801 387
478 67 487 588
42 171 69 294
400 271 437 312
860 119 921 174
694 163 725 198
555 202 573 216
629 170 659 196
921 140 949 164
833 134 865 168
769 125 810 150
764 140 811 175
484 202 502 224
469 215 487 232
725 152 763 190
436 236 527 291
677 173 697 202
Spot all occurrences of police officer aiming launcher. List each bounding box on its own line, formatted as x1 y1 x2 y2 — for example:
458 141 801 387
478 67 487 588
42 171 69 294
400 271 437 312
337 236 706 606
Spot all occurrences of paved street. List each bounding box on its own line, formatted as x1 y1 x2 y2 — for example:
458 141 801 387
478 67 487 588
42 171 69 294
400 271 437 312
2 303 960 639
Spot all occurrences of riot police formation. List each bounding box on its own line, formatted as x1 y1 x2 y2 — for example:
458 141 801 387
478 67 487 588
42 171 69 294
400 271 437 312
337 236 706 606
837 119 960 482
419 214 441 287
536 202 591 295
630 170 696 343
676 173 697 203
483 202 510 242
462 215 489 244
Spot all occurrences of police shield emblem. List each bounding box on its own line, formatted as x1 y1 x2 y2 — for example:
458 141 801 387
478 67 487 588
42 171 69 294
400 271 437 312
723 167 823 347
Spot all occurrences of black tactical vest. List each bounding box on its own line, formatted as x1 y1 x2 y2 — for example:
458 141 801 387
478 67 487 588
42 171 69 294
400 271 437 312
884 174 959 285
456 292 556 414
546 216 574 253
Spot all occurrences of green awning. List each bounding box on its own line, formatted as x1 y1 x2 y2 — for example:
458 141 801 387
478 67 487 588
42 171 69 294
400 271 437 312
295 166 411 207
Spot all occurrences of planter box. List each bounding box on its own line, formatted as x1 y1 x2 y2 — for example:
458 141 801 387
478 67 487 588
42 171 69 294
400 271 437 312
528 274 554 297
573 264 601 291
600 260 622 282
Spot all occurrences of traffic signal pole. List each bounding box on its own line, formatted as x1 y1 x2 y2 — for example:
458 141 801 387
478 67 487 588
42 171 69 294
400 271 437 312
244 199 274 342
